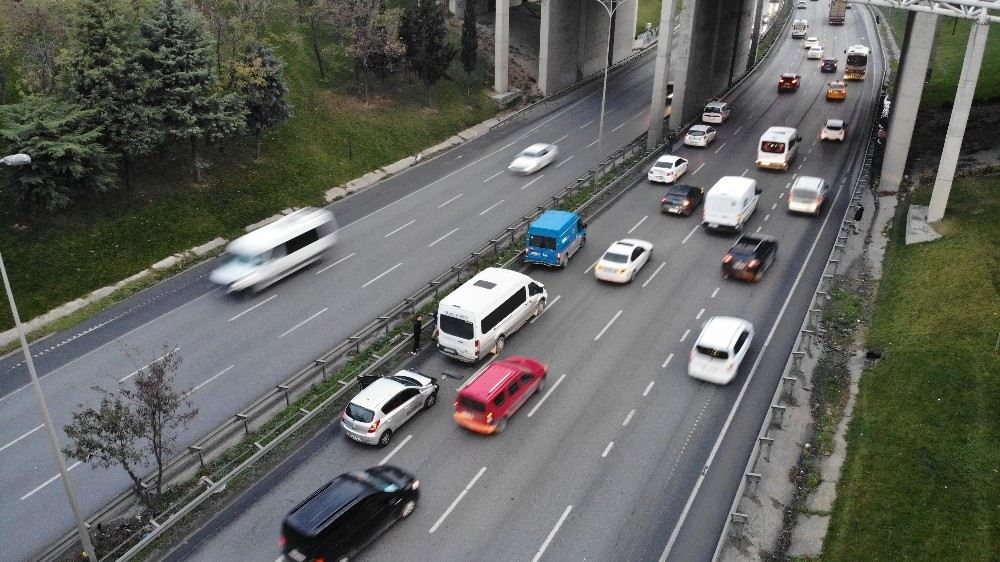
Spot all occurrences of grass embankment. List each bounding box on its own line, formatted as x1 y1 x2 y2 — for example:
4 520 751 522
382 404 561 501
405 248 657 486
823 175 1000 561
885 10 1000 108
0 10 497 332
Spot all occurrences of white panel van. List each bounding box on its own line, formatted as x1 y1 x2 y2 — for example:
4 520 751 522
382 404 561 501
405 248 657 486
756 127 802 171
702 176 761 232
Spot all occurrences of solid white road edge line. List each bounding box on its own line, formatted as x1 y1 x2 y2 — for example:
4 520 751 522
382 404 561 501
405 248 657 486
279 308 328 339
642 262 666 288
594 310 623 341
315 252 357 275
119 347 181 383
429 466 487 534
361 263 403 288
529 295 561 324
0 423 44 454
228 294 278 321
527 373 567 418
378 434 412 466
530 505 573 562
22 461 82 500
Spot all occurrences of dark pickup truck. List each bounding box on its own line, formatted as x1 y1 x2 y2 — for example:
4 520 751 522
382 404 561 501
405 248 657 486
722 234 778 282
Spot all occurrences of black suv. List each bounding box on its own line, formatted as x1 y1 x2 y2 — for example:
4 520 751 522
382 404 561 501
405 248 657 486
820 57 838 73
281 465 419 561
722 234 778 282
660 184 704 216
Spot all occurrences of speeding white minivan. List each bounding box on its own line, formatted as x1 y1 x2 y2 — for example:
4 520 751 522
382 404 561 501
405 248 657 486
702 176 761 232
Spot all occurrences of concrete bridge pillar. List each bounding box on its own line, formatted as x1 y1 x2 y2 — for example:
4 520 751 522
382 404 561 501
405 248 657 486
495 0 510 93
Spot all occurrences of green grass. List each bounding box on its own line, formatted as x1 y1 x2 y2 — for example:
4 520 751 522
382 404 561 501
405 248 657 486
823 175 1000 561
885 11 1000 109
0 9 498 332
636 0 663 34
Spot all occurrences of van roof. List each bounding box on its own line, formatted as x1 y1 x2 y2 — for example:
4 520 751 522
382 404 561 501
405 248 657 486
439 267 533 317
709 176 756 197
458 359 525 402
227 207 333 256
761 126 797 142
529 210 578 233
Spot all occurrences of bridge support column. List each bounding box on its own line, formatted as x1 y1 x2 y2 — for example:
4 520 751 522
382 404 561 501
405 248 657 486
647 0 677 149
880 12 937 194
494 0 510 93
928 14 990 223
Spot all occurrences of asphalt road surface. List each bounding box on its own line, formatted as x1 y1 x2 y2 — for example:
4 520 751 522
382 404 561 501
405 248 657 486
159 6 882 562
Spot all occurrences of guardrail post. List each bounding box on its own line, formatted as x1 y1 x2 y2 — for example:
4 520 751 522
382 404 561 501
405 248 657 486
188 446 205 470
758 436 774 463
277 384 291 407
314 359 328 381
781 376 797 401
729 512 748 542
235 413 250 434
791 351 805 373
745 472 762 498
770 405 786 429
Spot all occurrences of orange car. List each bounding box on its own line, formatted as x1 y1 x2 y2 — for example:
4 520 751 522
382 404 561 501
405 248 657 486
826 81 847 101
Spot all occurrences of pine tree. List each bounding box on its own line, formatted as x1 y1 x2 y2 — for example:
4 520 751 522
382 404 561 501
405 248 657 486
67 0 162 189
401 0 456 106
460 0 478 97
234 42 292 158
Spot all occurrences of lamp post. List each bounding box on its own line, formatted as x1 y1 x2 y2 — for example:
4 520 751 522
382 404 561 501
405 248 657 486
1 153 98 562
592 0 634 161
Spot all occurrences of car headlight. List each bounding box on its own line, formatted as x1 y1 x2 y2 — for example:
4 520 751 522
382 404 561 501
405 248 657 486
410 479 420 491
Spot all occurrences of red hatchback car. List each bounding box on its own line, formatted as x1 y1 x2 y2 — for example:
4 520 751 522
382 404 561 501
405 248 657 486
453 356 547 435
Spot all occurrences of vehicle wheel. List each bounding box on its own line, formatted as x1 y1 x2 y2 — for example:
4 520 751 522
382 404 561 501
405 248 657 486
400 499 417 518
493 335 505 355
533 301 545 318
424 392 437 409
629 270 636 283
536 377 546 394
378 429 393 448
495 417 508 434
559 254 567 268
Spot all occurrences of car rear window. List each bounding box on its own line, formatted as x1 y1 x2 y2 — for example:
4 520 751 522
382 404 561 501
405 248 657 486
696 345 729 359
458 396 486 413
792 188 818 202
602 252 628 263
688 130 705 136
761 142 786 154
704 107 720 114
825 123 842 131
439 314 474 339
529 235 557 250
345 403 375 423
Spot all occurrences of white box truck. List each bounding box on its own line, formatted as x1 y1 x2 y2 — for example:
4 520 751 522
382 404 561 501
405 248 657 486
702 176 761 233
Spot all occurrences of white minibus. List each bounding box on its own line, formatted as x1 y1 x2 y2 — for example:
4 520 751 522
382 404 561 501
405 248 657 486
703 176 761 232
436 268 547 362
210 207 337 293
755 127 801 171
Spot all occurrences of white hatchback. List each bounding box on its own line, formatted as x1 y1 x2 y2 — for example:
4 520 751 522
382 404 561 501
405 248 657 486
340 370 439 446
803 37 819 49
688 317 754 385
594 239 653 283
807 45 824 59
647 154 688 184
821 119 846 142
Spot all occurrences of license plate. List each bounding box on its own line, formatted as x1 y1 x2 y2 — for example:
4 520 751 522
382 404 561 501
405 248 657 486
347 432 363 442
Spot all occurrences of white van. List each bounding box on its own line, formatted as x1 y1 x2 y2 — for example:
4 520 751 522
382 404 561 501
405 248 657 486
210 207 337 293
787 176 829 216
756 127 802 171
702 176 761 232
436 268 547 362
702 101 731 124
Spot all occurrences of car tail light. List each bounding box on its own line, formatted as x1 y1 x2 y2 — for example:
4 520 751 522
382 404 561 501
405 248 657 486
723 255 733 264
279 536 286 547
486 412 494 424
368 419 381 433
661 197 668 203
475 339 480 354
683 199 691 207
748 259 760 269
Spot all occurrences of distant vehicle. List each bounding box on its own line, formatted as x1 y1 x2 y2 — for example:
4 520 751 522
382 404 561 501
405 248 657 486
844 45 870 80
756 126 802 171
791 19 809 38
820 57 839 72
702 101 732 124
827 80 848 100
437 268 546 362
688 317 755 385
778 73 801 92
807 45 824 59
524 210 587 267
722 234 778 282
340 370 439 447
684 124 717 147
803 37 819 49
821 118 847 142
703 176 760 232
280 465 419 562
648 154 689 184
797 0 807 8
508 143 558 174
661 184 705 216
210 207 336 293
453 355 547 434
594 239 653 283
829 0 846 23
788 176 829 216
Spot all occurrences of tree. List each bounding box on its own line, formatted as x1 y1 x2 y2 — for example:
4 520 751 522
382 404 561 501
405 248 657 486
64 348 197 509
460 0 478 97
401 0 456 106
234 42 293 158
67 0 163 189
331 0 405 103
0 98 118 212
4 0 71 96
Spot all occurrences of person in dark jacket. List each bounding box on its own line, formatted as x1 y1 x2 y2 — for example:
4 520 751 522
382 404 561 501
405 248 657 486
412 314 423 354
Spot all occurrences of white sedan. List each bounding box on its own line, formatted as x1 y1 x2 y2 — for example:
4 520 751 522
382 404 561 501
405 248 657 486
647 154 688 184
684 124 717 147
803 37 819 49
594 239 653 283
807 45 824 59
508 143 558 174
820 119 846 142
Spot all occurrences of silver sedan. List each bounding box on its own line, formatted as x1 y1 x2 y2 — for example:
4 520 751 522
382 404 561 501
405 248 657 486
684 124 717 148
508 143 559 174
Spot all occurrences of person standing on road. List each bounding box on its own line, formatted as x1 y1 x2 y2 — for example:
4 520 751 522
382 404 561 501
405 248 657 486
852 204 864 234
412 314 423 354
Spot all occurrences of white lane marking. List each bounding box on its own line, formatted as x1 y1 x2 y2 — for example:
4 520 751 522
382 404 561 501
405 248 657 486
585 260 599 274
378 434 412 466
642 262 666 288
556 155 576 167
682 224 700 244
696 308 705 320
22 461 82 500
740 168 750 177
531 505 574 562
279 308 328 339
611 122 626 133
797 164 804 170
580 120 594 129
530 295 561 324
384 220 416 238
586 139 599 148
692 162 706 175
483 170 505 183
601 441 615 458
228 294 278 321
594 310 623 341
627 215 648 234
315 252 357 275
711 287 720 298
734 125 743 134
527 373 567 418
455 154 463 160
361 263 403 288
554 134 569 143
771 203 778 210
661 352 675 369
437 193 463 208
119 347 181 382
429 228 460 247
429 466 487 534
808 148 814 154
0 424 44 454
714 142 728 154
522 175 544 190
679 329 691 342
802 157 808 162
479 200 505 216
785 182 792 190
185 365 236 396
756 226 763 233
643 380 655 397
623 409 636 426
633 108 646 120
764 213 771 221
793 173 798 180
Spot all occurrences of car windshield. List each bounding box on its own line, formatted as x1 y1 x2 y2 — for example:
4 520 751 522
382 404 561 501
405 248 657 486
439 314 474 339
696 345 729 359
761 141 786 154
602 252 629 263
224 252 267 267
345 403 374 423
529 235 557 250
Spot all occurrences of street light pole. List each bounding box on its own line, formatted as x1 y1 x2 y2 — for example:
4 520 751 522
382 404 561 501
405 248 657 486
593 0 633 161
1 154 98 562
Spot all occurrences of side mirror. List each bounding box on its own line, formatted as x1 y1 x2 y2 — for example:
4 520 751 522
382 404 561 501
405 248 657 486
797 136 803 141
755 187 763 195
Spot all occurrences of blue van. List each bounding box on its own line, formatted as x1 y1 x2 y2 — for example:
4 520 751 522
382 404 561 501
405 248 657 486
524 210 587 267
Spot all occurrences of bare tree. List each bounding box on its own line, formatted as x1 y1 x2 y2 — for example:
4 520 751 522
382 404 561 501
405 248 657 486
6 0 71 95
199 0 234 76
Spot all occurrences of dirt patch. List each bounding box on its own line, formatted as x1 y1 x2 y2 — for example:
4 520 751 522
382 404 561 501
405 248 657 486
906 104 1000 175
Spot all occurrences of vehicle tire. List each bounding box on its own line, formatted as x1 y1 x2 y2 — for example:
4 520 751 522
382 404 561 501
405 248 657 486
495 417 508 434
493 335 505 355
536 377 546 394
378 429 393 448
533 301 545 318
559 254 567 268
629 270 636 283
424 392 437 409
399 499 417 518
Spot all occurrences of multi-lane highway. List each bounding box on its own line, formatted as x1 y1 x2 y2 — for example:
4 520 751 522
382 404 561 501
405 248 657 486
152 4 883 562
